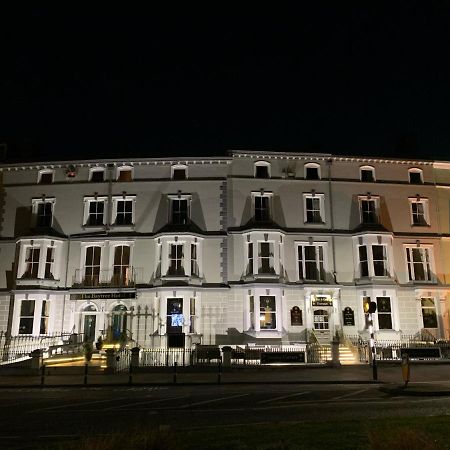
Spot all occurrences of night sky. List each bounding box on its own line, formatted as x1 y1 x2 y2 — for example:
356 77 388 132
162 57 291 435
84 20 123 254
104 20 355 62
1 5 450 162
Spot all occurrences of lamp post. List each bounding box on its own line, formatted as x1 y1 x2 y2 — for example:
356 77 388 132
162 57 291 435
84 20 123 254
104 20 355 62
364 298 378 381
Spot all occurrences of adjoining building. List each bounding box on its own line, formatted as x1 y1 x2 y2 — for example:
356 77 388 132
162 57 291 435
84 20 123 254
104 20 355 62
0 150 449 350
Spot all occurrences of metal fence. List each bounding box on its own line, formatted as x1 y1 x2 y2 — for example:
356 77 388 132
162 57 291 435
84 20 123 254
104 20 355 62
0 332 82 365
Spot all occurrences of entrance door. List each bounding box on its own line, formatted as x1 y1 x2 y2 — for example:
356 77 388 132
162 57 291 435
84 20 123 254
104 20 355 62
166 298 185 348
84 315 96 342
112 304 128 340
313 309 329 330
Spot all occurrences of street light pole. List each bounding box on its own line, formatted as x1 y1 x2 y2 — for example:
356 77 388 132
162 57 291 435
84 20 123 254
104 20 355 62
368 312 377 381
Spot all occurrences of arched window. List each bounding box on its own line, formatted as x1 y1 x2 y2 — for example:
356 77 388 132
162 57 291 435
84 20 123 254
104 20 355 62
254 161 271 179
408 168 423 184
38 169 54 184
360 165 375 182
304 163 321 180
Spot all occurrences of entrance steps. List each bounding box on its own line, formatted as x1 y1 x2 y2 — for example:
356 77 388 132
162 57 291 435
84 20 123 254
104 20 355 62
316 344 358 365
43 352 106 368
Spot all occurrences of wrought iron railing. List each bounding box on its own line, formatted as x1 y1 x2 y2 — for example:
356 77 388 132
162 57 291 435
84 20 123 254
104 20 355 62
72 267 142 287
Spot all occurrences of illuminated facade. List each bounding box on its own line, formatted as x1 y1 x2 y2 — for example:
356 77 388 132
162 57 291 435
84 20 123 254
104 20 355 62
0 151 449 347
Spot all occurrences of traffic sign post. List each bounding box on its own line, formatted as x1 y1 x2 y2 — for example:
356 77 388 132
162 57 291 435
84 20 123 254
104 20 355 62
364 299 378 381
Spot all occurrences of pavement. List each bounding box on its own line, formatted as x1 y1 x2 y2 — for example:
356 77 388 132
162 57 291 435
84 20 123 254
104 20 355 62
0 362 449 396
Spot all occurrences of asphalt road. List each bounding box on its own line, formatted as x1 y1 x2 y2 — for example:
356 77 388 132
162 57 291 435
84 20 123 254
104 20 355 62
2 382 450 449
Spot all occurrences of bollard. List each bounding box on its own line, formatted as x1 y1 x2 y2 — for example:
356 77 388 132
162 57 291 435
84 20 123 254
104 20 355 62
401 353 410 387
217 358 222 384
40 363 45 387
173 361 177 384
84 363 88 385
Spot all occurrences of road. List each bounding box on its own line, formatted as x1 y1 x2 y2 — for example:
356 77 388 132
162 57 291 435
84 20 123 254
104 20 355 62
2 382 450 449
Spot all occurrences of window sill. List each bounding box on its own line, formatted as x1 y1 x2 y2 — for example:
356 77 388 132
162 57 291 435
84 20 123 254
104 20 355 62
410 224 431 228
110 224 135 231
16 278 60 287
304 221 326 226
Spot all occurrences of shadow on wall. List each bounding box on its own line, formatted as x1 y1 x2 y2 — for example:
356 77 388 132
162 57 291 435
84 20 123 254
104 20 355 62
214 328 245 345
153 194 169 231
241 196 252 225
14 207 32 237
379 197 392 231
271 195 286 227
190 193 206 230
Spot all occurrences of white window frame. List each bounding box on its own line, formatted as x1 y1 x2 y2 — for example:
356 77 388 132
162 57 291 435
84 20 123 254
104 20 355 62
259 295 278 331
190 242 199 277
111 195 136 226
108 241 134 285
254 161 271 179
296 242 327 282
89 167 106 182
357 243 389 278
304 162 321 180
421 297 438 329
18 239 61 280
167 241 185 276
257 241 275 275
303 193 325 224
116 165 134 181
16 298 51 336
171 164 188 180
409 197 430 226
358 195 379 224
375 296 393 330
79 242 106 284
168 194 192 225
408 168 424 184
32 197 56 228
83 196 108 226
360 165 376 182
37 169 54 184
251 191 273 222
405 245 434 282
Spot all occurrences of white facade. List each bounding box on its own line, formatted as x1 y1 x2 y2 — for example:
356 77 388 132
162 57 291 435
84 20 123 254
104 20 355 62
0 151 449 347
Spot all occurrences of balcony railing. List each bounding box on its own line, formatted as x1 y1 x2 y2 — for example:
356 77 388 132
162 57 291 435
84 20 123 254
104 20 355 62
73 267 142 287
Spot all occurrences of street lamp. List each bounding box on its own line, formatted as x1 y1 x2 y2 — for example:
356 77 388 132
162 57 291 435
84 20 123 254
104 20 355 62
363 298 378 380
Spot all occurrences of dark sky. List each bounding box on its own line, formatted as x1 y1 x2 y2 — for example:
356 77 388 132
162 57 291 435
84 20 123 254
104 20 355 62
1 5 450 162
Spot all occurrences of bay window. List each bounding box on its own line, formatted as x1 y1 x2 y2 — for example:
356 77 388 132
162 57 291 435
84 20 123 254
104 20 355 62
406 246 433 282
259 296 276 330
297 243 326 282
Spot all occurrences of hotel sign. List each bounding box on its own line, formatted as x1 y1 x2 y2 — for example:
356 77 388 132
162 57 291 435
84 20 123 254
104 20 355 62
70 292 136 301
311 295 333 307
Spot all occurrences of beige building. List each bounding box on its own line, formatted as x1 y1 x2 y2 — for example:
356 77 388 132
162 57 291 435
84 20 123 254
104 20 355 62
0 150 448 348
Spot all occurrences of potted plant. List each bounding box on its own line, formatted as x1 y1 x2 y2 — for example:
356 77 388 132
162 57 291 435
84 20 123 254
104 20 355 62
95 336 103 351
83 342 94 362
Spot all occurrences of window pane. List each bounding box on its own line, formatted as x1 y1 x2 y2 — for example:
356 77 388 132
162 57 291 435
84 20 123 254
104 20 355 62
21 300 35 316
19 318 34 334
421 298 435 308
91 170 104 182
255 165 269 178
306 167 319 179
377 297 391 313
118 169 132 181
259 296 276 329
173 169 186 180
378 314 392 330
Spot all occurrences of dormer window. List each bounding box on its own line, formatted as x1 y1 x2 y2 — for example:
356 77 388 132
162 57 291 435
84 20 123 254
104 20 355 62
117 166 133 182
360 166 375 182
304 163 320 180
409 168 423 184
38 170 54 184
90 168 105 182
171 164 188 180
254 161 270 179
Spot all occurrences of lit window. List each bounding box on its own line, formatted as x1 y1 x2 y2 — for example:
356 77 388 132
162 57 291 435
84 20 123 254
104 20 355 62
406 246 433 282
304 163 320 180
38 170 54 184
360 166 375 182
303 193 324 223
409 198 429 226
359 196 379 224
167 298 183 334
117 166 133 182
259 296 276 330
421 298 438 328
297 243 326 282
408 168 423 184
254 161 270 179
376 297 392 329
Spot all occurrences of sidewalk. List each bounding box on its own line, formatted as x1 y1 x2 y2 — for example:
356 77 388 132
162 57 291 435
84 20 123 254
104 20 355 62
0 363 449 394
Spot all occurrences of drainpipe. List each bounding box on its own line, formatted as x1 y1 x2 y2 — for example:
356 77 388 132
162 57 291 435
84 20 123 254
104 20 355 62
62 235 71 335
